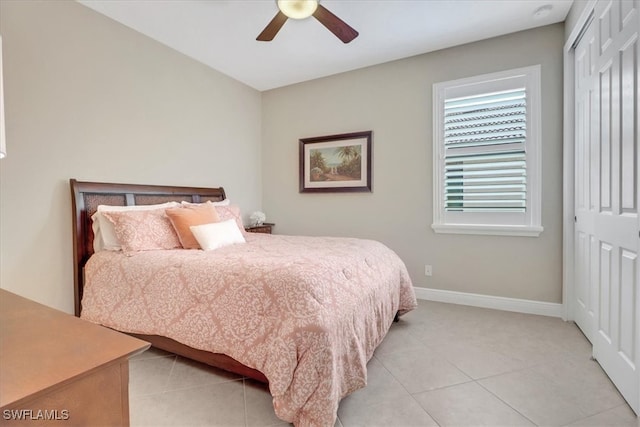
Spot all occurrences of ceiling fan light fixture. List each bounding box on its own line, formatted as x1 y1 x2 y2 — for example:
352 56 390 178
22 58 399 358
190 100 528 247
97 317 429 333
277 0 318 20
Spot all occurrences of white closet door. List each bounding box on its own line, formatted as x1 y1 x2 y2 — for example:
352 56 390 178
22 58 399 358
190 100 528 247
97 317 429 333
574 0 639 415
574 13 598 344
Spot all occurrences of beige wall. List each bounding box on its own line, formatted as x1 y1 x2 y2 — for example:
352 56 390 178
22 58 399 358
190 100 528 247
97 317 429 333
0 0 565 311
0 1 262 313
262 23 565 303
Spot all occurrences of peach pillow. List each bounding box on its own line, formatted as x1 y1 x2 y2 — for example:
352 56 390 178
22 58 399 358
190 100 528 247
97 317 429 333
102 209 181 254
165 203 220 249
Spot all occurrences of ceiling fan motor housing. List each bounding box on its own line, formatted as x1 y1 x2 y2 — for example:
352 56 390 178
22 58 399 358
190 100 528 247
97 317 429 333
257 0 358 44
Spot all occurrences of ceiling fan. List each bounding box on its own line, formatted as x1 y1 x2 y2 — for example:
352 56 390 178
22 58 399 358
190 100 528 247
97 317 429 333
257 0 359 44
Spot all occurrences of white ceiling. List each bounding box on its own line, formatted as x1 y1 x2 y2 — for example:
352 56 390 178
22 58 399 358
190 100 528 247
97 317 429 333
78 0 573 91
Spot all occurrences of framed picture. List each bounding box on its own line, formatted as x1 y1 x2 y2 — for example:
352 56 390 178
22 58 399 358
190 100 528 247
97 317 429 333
299 131 372 193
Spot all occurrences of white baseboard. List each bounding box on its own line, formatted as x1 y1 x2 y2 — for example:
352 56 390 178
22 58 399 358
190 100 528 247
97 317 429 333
413 287 563 318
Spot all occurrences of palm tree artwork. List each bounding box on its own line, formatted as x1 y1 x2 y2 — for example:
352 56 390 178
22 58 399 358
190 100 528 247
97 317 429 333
309 145 362 182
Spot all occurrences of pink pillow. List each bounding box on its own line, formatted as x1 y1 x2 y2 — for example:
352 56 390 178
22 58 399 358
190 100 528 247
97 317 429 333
102 209 181 254
214 205 247 236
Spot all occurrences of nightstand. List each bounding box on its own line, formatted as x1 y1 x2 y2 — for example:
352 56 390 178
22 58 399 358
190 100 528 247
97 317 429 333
245 223 275 234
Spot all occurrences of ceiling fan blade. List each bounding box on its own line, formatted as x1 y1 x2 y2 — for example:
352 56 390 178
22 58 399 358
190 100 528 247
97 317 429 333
312 4 358 44
257 11 288 41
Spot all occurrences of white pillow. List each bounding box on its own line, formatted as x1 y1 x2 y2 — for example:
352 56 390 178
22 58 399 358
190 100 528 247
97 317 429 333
181 199 230 207
91 201 180 252
190 219 246 251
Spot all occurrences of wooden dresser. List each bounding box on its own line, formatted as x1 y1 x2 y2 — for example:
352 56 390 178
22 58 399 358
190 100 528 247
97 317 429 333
0 290 149 426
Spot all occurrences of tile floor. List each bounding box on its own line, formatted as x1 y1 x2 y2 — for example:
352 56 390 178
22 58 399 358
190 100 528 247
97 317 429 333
129 300 639 427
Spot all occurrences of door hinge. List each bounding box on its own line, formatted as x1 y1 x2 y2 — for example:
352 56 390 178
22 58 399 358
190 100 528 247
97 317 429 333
574 216 577 223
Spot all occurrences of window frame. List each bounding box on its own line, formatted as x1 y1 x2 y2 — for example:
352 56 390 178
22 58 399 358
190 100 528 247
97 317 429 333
432 65 543 237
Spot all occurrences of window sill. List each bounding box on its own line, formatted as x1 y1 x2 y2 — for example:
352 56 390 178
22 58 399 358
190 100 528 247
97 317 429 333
431 223 543 237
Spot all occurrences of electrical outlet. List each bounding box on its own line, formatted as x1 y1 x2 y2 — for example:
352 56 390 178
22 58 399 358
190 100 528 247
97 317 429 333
425 265 433 276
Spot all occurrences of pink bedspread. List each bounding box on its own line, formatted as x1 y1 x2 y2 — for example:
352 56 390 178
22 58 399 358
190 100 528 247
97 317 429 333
81 234 417 426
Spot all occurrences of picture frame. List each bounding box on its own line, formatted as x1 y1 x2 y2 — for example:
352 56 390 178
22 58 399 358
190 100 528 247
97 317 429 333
299 131 372 193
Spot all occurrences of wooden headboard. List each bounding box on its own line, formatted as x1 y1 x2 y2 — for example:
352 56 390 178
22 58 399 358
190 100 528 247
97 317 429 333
70 179 226 317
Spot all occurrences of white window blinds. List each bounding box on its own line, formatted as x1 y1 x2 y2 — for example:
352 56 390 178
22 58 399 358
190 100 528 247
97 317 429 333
432 65 542 237
443 88 527 212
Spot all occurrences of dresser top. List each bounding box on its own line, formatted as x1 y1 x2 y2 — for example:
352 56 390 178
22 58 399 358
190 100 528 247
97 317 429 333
0 289 149 408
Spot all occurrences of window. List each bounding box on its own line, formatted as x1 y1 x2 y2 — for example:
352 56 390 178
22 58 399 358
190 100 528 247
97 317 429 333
432 65 543 236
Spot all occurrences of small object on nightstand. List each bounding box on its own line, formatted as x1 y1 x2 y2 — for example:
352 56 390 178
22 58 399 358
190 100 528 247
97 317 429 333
245 223 275 234
250 211 267 226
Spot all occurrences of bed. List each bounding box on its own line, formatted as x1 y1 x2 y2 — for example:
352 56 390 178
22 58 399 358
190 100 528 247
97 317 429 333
70 179 417 426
